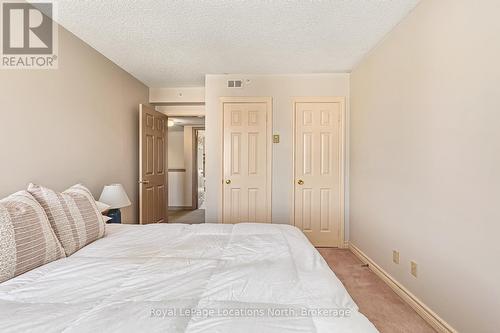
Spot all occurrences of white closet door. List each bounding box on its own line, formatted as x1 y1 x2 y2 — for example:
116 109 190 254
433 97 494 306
223 101 270 224
295 101 343 247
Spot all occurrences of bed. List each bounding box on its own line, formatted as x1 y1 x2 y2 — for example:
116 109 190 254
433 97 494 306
0 223 377 332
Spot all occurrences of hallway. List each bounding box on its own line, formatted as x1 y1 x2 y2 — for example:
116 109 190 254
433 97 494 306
168 209 205 224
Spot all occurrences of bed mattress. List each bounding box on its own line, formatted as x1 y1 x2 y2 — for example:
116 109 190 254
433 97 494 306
0 223 377 332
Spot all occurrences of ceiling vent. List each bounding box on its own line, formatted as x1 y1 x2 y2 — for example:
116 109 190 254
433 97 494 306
227 80 243 88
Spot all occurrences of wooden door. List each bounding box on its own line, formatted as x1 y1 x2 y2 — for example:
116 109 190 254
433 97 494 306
222 100 271 224
139 104 168 224
294 99 344 247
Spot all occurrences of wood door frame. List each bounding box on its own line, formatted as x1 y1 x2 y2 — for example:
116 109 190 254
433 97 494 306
219 97 273 224
191 126 205 209
291 97 346 248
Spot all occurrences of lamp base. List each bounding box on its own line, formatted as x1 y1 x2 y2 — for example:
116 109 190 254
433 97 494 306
107 209 121 223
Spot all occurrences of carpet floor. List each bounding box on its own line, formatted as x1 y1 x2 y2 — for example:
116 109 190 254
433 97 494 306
168 209 205 224
317 248 436 333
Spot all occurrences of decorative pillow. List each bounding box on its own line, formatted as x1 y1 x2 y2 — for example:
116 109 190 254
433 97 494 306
27 184 106 256
0 191 65 283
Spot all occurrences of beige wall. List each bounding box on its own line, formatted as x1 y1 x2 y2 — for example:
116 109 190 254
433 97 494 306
0 27 148 223
167 129 187 207
167 130 185 169
156 105 205 117
205 74 350 227
350 0 500 331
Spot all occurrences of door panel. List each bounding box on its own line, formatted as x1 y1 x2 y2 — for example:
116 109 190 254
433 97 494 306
231 133 241 175
230 188 241 222
301 188 313 231
223 101 270 224
295 101 342 247
140 104 168 224
157 137 165 173
145 187 154 223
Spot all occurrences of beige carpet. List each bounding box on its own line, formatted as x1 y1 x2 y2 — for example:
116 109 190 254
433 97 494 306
317 248 436 333
168 209 205 224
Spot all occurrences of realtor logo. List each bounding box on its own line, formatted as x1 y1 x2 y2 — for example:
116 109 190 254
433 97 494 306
1 1 58 68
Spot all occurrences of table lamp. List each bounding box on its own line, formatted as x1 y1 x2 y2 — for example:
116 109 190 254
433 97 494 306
99 184 131 223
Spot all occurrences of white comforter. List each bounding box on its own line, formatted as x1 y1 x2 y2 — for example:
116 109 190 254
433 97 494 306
0 223 377 332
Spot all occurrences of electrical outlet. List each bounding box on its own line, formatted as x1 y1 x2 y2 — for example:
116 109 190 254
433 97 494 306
392 250 400 264
273 134 280 143
410 261 418 277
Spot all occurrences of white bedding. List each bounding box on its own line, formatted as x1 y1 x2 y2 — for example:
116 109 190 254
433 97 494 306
0 223 377 332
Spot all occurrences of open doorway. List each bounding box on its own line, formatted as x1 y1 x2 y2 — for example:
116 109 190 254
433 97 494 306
167 116 206 223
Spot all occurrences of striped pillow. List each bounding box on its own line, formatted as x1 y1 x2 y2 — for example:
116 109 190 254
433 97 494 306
0 191 65 283
28 184 106 256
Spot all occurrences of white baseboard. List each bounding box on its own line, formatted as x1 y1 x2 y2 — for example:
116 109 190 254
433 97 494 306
348 243 457 333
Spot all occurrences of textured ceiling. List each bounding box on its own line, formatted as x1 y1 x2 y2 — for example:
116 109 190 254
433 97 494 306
52 0 420 87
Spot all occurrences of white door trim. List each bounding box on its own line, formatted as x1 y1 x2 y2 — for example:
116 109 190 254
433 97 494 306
291 97 346 247
219 97 273 223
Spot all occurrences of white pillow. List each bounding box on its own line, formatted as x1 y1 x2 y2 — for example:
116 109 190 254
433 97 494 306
95 201 111 213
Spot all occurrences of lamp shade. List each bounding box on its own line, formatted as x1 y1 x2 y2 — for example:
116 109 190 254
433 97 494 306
99 184 131 209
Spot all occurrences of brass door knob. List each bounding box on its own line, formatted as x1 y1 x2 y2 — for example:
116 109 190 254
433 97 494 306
297 179 304 185
225 179 231 184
